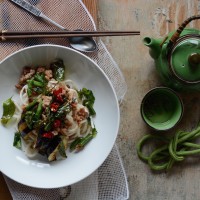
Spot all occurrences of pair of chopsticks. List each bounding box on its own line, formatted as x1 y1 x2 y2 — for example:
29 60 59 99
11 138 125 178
1 30 140 40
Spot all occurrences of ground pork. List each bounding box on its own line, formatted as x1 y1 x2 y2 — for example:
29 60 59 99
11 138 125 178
42 95 52 107
45 69 53 81
16 67 36 89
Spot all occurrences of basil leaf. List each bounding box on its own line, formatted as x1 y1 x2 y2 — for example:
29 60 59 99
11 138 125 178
1 97 16 125
13 132 21 149
78 88 96 116
84 101 96 116
50 59 65 81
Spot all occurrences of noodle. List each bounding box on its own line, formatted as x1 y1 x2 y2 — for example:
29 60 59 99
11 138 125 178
13 61 96 161
19 85 28 105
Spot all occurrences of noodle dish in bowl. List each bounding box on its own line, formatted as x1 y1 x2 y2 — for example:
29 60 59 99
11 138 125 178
0 44 119 188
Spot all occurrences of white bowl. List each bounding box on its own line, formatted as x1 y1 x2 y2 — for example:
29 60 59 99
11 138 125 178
0 44 119 188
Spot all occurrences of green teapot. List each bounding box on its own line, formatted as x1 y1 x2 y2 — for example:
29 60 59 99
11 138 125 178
144 15 200 91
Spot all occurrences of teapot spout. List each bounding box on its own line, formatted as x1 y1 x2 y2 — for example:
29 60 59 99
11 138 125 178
143 37 162 59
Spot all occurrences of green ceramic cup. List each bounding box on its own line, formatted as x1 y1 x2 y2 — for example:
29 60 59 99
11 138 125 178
140 87 184 131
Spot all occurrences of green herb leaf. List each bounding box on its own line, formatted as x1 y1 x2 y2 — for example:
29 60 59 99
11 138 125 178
50 59 65 81
13 132 21 149
78 88 96 116
55 103 71 118
1 97 16 125
24 111 35 129
44 112 55 131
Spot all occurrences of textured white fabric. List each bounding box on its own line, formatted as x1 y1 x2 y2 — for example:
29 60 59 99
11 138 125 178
4 145 129 200
0 0 129 199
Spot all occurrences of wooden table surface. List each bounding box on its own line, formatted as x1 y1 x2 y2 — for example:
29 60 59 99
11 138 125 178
2 1 200 200
97 1 200 200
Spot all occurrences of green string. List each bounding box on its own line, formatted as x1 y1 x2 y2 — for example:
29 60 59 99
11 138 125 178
136 125 200 171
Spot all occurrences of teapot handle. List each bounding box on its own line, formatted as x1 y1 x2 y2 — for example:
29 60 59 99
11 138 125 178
167 15 200 52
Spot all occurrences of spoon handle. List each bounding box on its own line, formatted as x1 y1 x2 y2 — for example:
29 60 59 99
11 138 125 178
39 13 65 30
10 0 66 30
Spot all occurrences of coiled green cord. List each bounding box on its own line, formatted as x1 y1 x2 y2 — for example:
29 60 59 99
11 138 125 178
136 126 200 171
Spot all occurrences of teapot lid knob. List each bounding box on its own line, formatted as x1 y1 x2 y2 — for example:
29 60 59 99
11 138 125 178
170 36 200 83
188 53 200 67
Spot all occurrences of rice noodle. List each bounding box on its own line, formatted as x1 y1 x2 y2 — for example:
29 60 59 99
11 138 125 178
64 79 78 90
12 62 95 161
19 85 28 106
18 79 92 158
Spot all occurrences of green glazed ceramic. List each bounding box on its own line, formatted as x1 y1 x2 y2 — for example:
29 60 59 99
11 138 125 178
140 87 183 131
143 15 200 92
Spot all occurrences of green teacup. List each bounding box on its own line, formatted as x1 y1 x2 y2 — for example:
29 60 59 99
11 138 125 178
140 87 183 131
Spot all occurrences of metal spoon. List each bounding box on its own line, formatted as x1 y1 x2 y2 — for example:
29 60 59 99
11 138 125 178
40 14 97 52
10 0 97 52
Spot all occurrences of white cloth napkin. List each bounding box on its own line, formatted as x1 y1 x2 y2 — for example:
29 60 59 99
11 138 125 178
0 0 129 199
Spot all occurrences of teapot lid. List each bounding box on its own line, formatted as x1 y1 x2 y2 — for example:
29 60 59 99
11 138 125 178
170 35 200 83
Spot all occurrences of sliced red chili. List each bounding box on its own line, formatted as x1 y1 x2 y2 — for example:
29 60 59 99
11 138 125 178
50 102 60 112
53 88 62 96
56 95 63 102
53 119 61 128
42 132 54 139
53 88 64 102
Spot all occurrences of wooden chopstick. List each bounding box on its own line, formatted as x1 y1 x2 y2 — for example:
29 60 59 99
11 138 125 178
1 30 140 35
0 30 140 40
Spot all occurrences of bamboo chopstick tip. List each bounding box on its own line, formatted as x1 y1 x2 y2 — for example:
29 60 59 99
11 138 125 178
1 30 8 34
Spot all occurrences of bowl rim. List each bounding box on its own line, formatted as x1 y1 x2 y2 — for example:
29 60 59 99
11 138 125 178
0 44 120 188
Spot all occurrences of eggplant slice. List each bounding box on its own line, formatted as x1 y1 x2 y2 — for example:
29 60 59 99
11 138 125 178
46 135 62 161
18 120 35 140
18 119 66 161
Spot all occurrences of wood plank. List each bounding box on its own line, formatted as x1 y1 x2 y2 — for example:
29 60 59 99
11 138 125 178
0 1 97 199
0 173 12 200
82 0 97 25
98 0 200 199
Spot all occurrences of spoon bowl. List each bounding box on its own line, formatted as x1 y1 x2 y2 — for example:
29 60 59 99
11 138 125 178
68 36 97 52
68 29 97 52
41 17 97 52
41 15 97 52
